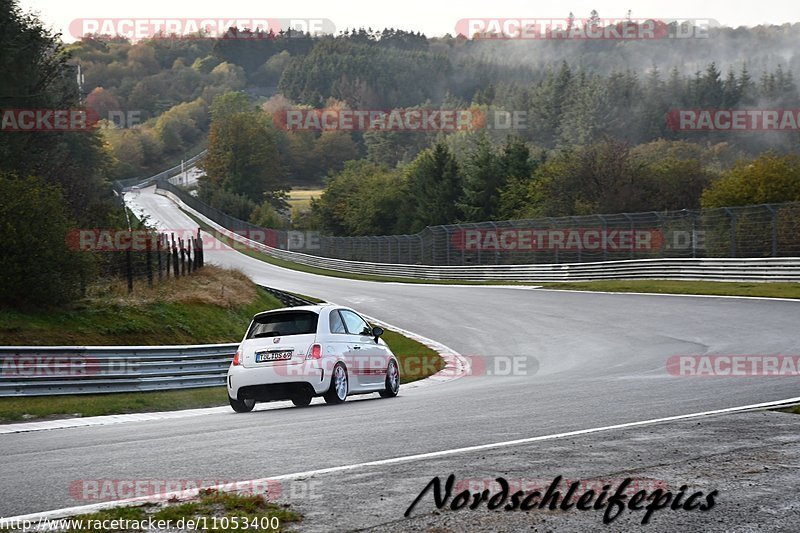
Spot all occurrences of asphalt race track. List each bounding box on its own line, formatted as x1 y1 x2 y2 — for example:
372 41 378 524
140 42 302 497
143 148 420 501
1 187 799 530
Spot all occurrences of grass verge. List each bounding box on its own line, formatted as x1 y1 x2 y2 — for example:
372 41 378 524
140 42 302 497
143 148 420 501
381 329 446 384
0 387 228 422
0 266 284 346
1 489 300 533
186 211 800 299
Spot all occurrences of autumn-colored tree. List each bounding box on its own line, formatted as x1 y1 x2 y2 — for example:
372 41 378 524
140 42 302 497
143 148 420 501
701 153 800 208
203 95 287 207
85 87 121 121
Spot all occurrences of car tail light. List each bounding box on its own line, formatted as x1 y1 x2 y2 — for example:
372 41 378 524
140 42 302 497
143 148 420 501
307 344 321 360
232 349 241 366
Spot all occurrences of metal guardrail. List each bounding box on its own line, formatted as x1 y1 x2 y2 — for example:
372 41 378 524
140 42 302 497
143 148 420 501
0 285 316 397
258 286 319 307
0 344 236 397
161 189 800 283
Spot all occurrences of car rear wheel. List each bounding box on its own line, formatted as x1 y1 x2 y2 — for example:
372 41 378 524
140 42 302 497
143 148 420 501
291 393 312 407
229 396 255 413
324 363 348 404
379 360 400 398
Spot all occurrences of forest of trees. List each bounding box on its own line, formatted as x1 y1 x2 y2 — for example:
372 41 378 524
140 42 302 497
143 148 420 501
307 136 800 236
1 0 120 306
35 11 800 238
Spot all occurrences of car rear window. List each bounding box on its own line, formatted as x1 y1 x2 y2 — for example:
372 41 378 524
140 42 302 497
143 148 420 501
247 311 319 339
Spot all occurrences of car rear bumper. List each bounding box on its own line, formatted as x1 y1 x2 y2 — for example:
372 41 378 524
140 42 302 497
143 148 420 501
227 361 330 400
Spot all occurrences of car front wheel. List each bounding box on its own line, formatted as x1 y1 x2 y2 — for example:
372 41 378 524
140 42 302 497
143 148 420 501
324 363 348 404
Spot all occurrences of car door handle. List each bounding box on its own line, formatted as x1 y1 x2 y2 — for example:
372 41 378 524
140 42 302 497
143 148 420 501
352 345 361 350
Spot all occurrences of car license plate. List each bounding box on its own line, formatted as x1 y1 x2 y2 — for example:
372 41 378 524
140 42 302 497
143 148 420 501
255 350 293 362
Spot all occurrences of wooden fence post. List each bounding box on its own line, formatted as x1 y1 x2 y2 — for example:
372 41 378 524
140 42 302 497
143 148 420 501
156 233 163 281
164 234 171 279
180 238 186 276
172 234 180 277
146 233 154 288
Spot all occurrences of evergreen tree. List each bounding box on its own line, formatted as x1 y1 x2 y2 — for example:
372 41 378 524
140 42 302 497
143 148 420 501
404 143 463 231
459 134 503 221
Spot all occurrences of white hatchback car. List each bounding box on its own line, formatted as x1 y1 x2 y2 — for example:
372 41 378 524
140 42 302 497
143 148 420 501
227 304 400 412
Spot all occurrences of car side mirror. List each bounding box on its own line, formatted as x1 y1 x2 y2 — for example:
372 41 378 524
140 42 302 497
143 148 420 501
371 326 384 343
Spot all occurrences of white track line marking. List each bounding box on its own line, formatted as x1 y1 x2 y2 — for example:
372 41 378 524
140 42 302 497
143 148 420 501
1 406 248 435
3 395 798 525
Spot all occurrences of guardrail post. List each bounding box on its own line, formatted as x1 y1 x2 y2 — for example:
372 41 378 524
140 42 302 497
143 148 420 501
766 204 778 257
622 213 633 259
600 215 608 262
444 227 452 266
394 235 402 263
552 219 559 264
460 225 466 265
573 216 584 262
489 222 499 265
724 208 737 258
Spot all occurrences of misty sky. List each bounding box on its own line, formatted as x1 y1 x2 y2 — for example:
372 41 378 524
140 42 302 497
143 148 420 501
19 0 800 41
